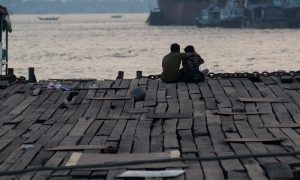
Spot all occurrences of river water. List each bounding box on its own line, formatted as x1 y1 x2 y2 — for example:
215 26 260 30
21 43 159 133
8 14 300 80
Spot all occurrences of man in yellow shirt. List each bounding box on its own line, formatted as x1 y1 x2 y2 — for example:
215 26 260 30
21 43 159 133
161 43 187 83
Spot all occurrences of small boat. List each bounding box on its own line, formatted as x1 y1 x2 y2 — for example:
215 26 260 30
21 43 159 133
37 17 60 21
110 15 122 18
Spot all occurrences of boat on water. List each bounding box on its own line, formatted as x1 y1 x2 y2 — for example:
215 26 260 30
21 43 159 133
196 0 244 28
110 15 122 18
196 0 294 28
243 4 289 28
148 0 300 28
37 17 60 21
148 0 226 25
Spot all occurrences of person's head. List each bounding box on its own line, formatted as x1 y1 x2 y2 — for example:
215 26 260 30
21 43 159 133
184 45 195 53
170 43 180 53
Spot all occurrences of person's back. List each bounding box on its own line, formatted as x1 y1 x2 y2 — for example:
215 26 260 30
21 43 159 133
182 46 207 82
161 44 186 83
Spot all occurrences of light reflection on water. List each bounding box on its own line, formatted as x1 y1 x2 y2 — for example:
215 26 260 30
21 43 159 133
9 14 300 80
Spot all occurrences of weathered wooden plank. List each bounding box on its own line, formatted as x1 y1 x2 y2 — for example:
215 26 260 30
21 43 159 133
283 102 300 124
107 120 127 141
262 163 294 180
9 96 38 115
239 97 288 103
99 80 114 89
166 83 177 99
272 103 295 124
144 80 158 107
226 133 269 180
261 123 300 128
177 95 193 130
198 81 214 98
164 119 179 149
222 86 245 112
90 96 131 101
138 78 148 85
0 124 14 136
67 151 186 169
204 97 217 110
214 111 269 115
0 138 14 151
146 113 191 119
118 120 138 153
25 125 51 144
200 153 225 180
124 108 149 114
178 130 197 153
85 120 103 135
96 120 117 136
68 117 95 137
7 145 43 171
182 153 204 180
106 100 124 119
218 77 232 87
208 79 231 108
132 120 152 153
157 88 167 103
45 145 113 151
281 128 300 145
45 124 74 148
234 120 277 163
187 83 200 94
32 151 69 179
177 82 189 102
0 137 26 164
224 138 283 143
150 120 163 152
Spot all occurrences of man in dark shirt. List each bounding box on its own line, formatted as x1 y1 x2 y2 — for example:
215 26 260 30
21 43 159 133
182 45 209 82
161 43 187 83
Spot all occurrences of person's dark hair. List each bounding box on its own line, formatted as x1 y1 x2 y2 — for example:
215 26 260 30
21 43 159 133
170 43 180 52
184 45 195 53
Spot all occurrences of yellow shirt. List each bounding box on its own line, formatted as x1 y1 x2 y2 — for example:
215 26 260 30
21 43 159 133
161 52 187 82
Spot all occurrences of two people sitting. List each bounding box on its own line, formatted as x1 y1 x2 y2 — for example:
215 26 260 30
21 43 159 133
161 43 209 83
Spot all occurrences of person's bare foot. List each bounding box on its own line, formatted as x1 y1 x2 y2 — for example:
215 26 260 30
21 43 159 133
202 69 209 76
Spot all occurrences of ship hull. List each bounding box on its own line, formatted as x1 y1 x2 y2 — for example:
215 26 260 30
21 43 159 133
155 0 207 25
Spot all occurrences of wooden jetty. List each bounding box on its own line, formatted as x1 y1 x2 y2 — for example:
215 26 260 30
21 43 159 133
1 75 300 179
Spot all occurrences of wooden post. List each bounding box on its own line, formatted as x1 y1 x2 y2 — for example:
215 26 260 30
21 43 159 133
0 16 3 41
5 28 8 75
116 71 124 79
7 68 13 75
28 67 37 83
136 71 142 79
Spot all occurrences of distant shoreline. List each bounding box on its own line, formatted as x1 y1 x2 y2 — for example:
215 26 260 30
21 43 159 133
8 12 149 15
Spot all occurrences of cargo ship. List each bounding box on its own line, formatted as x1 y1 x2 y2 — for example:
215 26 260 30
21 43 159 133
147 0 228 25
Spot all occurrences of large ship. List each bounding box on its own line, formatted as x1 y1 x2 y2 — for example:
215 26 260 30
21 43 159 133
148 0 227 25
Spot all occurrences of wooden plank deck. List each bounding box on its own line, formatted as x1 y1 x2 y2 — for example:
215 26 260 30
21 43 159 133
1 77 300 179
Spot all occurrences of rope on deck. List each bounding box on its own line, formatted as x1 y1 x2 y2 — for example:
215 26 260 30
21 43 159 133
1 150 300 176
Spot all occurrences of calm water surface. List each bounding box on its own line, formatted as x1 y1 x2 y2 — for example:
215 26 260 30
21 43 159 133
9 14 300 80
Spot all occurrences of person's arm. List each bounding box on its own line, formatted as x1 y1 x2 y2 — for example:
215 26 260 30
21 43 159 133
199 56 204 64
177 53 188 59
195 53 204 64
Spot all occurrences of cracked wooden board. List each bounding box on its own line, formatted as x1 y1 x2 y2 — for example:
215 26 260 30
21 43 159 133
65 151 187 169
45 145 115 151
238 97 288 103
145 113 192 119
224 138 284 143
214 111 270 115
89 96 132 100
261 124 300 128
124 108 149 114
